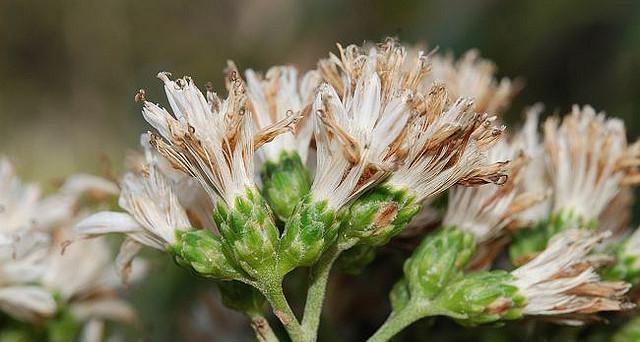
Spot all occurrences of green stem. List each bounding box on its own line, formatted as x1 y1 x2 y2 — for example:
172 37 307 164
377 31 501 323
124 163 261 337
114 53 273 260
260 281 308 342
301 245 342 340
248 312 279 342
366 303 428 342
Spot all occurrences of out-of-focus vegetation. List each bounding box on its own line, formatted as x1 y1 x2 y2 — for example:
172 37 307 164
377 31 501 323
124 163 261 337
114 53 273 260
2 0 639 180
2 1 639 341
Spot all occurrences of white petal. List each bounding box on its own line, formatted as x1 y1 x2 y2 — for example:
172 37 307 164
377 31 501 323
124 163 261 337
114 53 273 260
0 286 56 321
75 211 143 236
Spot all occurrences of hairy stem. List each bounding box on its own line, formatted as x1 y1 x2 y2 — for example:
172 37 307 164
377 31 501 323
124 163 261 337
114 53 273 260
248 312 279 342
366 303 429 342
260 280 308 342
301 245 342 339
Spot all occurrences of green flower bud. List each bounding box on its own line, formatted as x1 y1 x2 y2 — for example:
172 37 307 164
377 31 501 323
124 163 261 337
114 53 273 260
336 244 376 275
434 271 525 326
509 209 596 266
389 278 411 312
404 227 476 299
171 229 243 280
218 280 266 315
260 151 312 222
277 194 339 276
342 184 420 247
212 188 280 280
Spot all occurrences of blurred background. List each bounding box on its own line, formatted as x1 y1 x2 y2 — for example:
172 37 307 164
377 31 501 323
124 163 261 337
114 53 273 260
1 0 640 340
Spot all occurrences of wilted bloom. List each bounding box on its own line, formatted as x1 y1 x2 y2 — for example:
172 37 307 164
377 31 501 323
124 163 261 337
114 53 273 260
425 50 518 115
545 105 640 223
76 135 192 253
511 229 632 322
0 231 54 322
443 140 544 244
245 65 320 220
511 105 640 264
342 83 509 247
278 42 425 271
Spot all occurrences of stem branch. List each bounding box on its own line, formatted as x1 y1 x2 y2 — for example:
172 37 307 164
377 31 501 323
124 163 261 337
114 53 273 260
248 312 279 342
366 303 427 342
260 280 308 342
301 245 342 339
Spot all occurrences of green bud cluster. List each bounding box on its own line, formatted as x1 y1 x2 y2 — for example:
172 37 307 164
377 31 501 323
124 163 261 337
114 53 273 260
385 228 526 329
509 208 596 265
278 194 339 276
218 280 267 315
341 184 421 247
433 271 525 326
213 188 280 280
403 227 476 299
171 229 242 280
260 151 312 222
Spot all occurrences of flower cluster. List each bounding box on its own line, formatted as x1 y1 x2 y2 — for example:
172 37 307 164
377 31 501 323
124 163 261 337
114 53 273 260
5 38 640 342
0 158 136 341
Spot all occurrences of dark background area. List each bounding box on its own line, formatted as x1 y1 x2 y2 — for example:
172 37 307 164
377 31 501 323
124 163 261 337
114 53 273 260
2 1 639 340
2 0 639 180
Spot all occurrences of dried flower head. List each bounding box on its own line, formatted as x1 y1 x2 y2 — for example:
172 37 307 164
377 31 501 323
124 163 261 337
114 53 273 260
311 42 425 209
245 65 320 164
443 139 546 243
511 229 632 321
425 50 518 114
386 84 508 203
76 135 191 251
544 105 640 220
142 70 261 207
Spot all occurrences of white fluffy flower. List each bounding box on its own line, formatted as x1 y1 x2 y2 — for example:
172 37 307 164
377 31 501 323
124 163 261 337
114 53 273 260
443 139 545 243
245 65 320 164
425 49 517 115
544 105 640 220
387 85 508 203
511 229 631 320
76 136 191 251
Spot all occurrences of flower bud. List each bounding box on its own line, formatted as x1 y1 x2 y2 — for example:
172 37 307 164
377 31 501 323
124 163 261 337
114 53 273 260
277 194 340 276
260 151 312 222
171 230 243 281
341 185 421 247
218 281 266 315
434 271 525 326
404 227 476 299
213 189 280 280
389 278 411 312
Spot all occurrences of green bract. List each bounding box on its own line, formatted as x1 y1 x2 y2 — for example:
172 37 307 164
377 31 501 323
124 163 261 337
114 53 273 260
509 209 596 265
278 194 339 276
171 229 243 280
433 271 525 326
341 184 420 247
260 151 312 222
404 227 476 299
212 188 280 280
